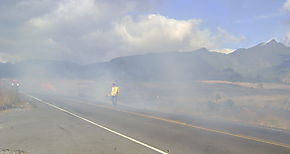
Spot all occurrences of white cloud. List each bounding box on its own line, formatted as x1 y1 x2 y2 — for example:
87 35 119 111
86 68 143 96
114 15 244 54
114 15 212 52
283 0 290 11
281 0 290 46
209 48 235 54
0 0 245 64
282 32 290 46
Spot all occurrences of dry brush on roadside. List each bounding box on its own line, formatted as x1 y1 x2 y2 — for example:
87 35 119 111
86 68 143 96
0 80 27 111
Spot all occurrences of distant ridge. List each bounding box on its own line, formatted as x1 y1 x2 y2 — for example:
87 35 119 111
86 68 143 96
1 40 290 82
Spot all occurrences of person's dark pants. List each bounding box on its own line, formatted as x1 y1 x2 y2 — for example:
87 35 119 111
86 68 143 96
112 96 117 106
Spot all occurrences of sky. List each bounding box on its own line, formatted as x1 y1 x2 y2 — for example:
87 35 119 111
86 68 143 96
0 0 290 64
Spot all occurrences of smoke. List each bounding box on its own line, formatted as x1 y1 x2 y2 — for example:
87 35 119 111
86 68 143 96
283 0 290 11
0 0 289 131
283 32 290 46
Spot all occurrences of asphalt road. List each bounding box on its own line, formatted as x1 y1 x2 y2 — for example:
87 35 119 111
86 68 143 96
1 94 290 154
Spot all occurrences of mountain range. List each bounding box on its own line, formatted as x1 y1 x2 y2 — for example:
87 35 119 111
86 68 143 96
1 39 290 83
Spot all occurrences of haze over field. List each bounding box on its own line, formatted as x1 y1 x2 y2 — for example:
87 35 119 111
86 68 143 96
1 2 290 154
1 39 290 83
1 0 290 130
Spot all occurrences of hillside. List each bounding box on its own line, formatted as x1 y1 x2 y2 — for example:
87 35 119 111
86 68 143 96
84 39 290 82
1 39 290 82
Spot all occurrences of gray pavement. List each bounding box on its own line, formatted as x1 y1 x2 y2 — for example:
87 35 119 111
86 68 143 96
1 94 290 154
0 99 156 154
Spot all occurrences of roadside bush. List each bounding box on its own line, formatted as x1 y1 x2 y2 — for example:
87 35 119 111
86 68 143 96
0 81 22 110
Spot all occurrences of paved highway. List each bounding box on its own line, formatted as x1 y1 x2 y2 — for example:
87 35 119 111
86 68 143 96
1 94 290 154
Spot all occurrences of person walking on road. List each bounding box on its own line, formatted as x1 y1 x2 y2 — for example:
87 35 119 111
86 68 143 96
111 83 119 106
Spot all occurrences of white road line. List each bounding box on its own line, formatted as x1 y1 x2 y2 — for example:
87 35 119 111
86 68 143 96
66 98 290 149
27 94 168 154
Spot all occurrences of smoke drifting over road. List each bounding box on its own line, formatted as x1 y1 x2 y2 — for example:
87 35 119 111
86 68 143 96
11 43 290 130
0 0 290 131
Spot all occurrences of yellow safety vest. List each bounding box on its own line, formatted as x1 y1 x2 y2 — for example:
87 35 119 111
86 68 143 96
111 86 119 96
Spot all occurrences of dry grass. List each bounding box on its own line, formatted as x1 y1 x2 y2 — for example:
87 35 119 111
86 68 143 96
120 80 290 130
200 80 290 90
18 79 290 130
0 80 27 111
